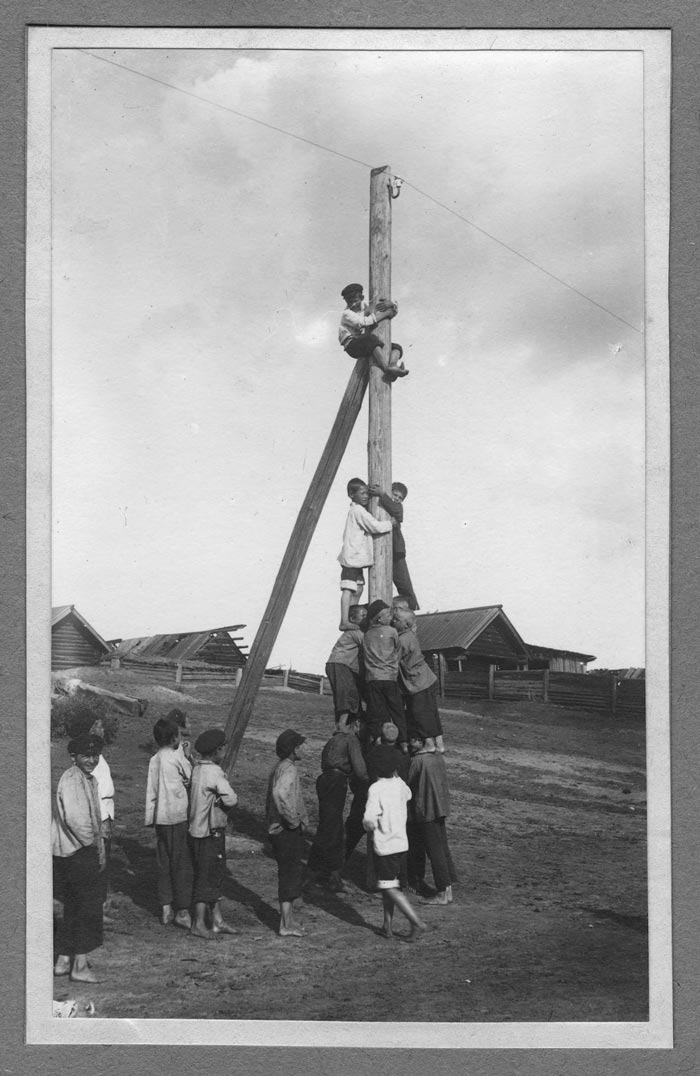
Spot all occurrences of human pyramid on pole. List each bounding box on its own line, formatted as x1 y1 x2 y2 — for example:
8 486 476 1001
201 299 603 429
298 455 456 941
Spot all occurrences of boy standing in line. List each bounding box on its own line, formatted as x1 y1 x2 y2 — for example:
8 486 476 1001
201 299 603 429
188 728 239 940
368 481 419 611
145 715 194 928
338 478 394 629
266 729 309 937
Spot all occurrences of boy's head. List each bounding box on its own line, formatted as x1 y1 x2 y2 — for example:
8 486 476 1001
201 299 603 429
367 599 391 625
194 727 227 760
372 750 399 779
341 283 364 311
393 606 415 632
165 708 190 735
348 603 369 630
347 477 369 506
68 733 104 776
275 728 306 760
391 481 408 503
67 704 104 743
153 716 180 748
380 722 400 745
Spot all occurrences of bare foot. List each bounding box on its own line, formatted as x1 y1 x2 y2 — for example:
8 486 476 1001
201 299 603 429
70 967 101 983
405 922 432 943
212 922 238 935
174 911 192 929
420 892 450 906
278 927 304 937
190 924 218 940
54 956 71 977
378 927 395 941
387 366 409 379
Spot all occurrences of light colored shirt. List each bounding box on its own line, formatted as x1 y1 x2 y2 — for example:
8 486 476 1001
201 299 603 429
338 503 392 569
338 302 377 348
51 765 103 858
363 775 411 856
145 745 193 826
266 757 309 834
363 623 400 681
398 628 437 694
188 759 238 838
93 754 115 822
326 628 364 672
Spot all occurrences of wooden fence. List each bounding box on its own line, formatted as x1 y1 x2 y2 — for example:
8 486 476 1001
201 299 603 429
441 667 645 719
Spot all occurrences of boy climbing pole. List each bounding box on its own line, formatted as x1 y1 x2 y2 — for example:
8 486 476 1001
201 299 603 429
338 283 408 380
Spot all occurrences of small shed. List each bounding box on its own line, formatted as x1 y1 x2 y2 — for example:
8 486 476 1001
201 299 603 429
109 625 248 670
51 605 111 670
524 644 596 674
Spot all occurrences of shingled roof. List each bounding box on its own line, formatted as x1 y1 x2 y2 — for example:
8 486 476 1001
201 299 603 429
415 605 528 655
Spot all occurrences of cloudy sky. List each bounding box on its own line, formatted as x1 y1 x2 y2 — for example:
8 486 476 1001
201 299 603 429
50 33 648 673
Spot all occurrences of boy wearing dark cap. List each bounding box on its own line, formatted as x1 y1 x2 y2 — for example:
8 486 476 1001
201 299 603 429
338 283 407 379
266 729 308 937
52 733 107 982
362 599 408 748
188 728 239 940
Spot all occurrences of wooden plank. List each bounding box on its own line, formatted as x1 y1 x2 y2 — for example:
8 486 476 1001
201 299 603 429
221 359 369 771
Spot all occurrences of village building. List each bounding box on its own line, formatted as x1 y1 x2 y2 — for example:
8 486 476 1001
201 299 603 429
51 605 112 670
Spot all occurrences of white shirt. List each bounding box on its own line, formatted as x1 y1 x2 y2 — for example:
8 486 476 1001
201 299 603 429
338 303 377 348
363 776 411 856
338 503 393 568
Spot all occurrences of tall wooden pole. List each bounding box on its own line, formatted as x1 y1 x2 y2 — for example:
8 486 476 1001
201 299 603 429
368 164 393 605
221 360 369 771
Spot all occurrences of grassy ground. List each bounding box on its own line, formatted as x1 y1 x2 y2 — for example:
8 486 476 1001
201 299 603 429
51 667 647 1022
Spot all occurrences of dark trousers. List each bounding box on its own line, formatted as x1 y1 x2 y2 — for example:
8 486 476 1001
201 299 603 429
393 556 418 610
406 683 443 740
53 846 104 957
344 779 369 859
365 680 407 742
156 821 194 910
407 818 458 893
191 831 226 903
270 827 305 903
307 769 348 874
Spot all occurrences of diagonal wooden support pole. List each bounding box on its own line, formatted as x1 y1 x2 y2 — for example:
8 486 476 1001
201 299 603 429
221 359 369 771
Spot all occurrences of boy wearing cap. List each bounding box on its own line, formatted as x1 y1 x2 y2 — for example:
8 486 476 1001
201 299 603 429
393 606 445 752
52 733 107 982
368 480 419 611
362 599 408 748
338 478 394 630
325 603 368 727
338 283 407 380
188 728 239 940
266 729 308 936
362 751 429 942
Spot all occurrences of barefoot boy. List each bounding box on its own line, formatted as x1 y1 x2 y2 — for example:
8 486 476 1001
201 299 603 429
362 751 429 942
187 728 239 939
145 715 194 928
338 283 407 380
266 729 309 937
338 478 393 628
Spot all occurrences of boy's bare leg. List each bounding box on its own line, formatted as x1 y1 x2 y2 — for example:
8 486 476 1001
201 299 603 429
279 900 303 937
70 953 100 982
387 889 430 939
339 586 363 630
379 890 396 939
372 347 408 379
211 899 238 934
190 900 217 939
160 903 174 925
54 954 71 976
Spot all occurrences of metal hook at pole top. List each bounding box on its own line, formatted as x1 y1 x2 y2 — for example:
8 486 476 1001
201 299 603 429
389 176 403 199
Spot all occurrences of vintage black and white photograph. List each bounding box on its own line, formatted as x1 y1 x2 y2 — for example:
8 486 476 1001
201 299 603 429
26 26 671 1047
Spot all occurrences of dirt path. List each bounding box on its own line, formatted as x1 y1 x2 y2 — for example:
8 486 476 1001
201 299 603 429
51 673 647 1022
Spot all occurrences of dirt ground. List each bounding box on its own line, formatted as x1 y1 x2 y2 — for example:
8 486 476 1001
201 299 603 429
51 667 648 1023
